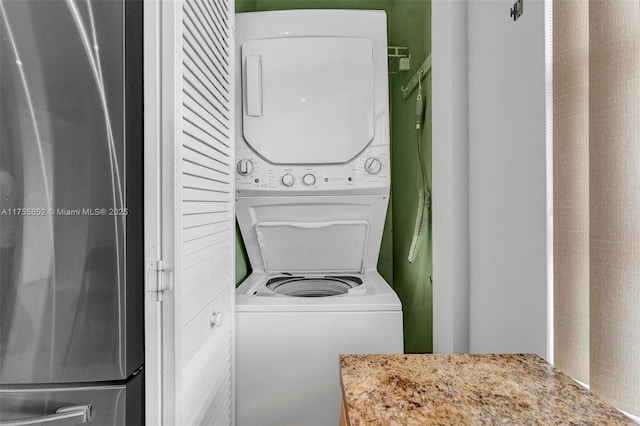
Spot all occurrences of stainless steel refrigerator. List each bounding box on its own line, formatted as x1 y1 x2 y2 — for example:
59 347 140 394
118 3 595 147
0 0 144 424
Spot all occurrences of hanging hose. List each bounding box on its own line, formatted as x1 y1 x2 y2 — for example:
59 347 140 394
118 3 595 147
408 83 431 263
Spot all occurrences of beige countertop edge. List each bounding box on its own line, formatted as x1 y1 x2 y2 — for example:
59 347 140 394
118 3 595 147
339 354 635 426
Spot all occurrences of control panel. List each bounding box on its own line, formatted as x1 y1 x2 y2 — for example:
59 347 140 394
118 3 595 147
235 145 389 192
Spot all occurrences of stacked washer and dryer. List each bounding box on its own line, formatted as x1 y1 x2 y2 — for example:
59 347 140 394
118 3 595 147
234 10 403 426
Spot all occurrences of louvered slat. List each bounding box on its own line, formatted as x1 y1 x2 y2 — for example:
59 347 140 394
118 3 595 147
183 86 230 136
182 113 229 153
184 3 229 67
183 233 230 261
183 101 229 141
182 222 227 243
182 162 229 186
184 2 230 71
183 55 229 114
183 145 229 174
179 0 233 424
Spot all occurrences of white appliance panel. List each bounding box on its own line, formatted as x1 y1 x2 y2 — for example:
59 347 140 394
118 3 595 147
235 143 389 193
241 37 375 165
236 310 403 426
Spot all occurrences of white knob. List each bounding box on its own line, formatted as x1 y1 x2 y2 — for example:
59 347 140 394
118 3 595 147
209 312 223 327
282 174 295 187
364 157 382 175
237 159 254 176
303 173 316 186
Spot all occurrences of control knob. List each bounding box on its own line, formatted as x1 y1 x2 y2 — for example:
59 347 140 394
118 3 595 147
364 157 382 175
282 174 295 187
236 159 254 176
303 173 316 186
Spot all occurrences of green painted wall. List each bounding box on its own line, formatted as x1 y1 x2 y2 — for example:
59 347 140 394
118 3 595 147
234 0 432 353
235 0 257 12
387 0 432 354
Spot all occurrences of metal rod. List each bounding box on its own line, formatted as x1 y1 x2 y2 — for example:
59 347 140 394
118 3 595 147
401 54 431 99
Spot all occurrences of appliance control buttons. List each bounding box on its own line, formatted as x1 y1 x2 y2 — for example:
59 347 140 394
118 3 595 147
237 159 254 176
303 173 316 186
282 174 295 187
364 157 382 175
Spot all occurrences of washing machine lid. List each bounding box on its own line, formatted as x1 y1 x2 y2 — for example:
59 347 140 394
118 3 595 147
255 220 369 274
236 195 389 275
241 37 375 165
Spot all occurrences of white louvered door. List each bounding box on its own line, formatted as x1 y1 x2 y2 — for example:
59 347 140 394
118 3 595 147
144 0 235 424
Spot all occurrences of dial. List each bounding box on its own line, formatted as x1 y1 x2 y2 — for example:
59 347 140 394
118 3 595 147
282 174 295 187
236 159 254 176
364 157 382 175
303 173 316 186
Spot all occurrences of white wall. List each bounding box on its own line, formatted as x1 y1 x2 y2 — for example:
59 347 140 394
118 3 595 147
433 0 548 358
432 0 470 354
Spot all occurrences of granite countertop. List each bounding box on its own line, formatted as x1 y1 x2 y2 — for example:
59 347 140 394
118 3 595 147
339 354 635 425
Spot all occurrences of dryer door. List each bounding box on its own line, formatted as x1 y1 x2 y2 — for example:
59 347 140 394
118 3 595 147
241 37 375 165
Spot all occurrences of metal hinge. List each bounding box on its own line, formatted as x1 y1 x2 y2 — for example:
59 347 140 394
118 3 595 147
146 259 172 302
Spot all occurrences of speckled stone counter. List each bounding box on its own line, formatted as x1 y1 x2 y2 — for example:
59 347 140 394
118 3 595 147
339 354 634 425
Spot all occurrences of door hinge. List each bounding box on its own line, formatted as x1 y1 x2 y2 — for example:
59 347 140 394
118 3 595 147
146 259 172 302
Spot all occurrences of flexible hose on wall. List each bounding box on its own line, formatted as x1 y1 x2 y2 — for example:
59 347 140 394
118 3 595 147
408 88 431 263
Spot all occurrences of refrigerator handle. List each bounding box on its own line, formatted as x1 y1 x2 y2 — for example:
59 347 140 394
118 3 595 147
0 405 90 426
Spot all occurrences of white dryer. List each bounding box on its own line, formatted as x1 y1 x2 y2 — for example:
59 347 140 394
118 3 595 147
234 10 403 426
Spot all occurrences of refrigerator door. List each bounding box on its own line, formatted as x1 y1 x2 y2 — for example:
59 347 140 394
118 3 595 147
0 372 143 425
0 0 143 384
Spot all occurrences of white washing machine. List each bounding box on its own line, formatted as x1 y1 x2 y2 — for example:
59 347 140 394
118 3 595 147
234 10 403 426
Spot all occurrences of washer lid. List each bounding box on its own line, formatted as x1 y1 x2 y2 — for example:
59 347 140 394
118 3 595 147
255 220 369 274
241 37 375 165
235 196 389 275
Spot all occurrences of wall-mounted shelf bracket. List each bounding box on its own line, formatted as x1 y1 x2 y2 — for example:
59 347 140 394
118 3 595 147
401 54 431 99
510 0 523 21
388 46 410 74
